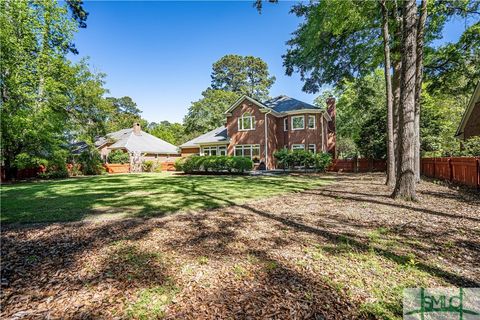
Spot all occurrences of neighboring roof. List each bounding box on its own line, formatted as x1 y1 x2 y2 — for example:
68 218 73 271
100 128 179 154
456 81 480 139
263 95 320 113
70 141 89 155
179 126 229 148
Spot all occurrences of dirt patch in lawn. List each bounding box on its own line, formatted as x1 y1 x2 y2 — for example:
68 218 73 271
1 173 479 319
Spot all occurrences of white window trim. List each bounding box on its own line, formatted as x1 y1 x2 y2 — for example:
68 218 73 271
291 115 305 130
238 113 255 131
201 145 227 156
291 144 305 151
308 144 316 154
234 144 261 160
283 117 288 131
308 115 316 129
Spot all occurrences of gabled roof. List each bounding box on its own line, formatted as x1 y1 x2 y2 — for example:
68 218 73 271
100 128 179 154
224 94 323 116
180 126 229 148
224 95 268 114
263 95 320 113
456 81 480 139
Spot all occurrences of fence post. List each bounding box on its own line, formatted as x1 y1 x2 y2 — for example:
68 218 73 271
477 158 480 190
433 157 436 179
448 157 453 182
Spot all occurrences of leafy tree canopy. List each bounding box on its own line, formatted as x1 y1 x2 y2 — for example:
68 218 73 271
149 121 188 146
0 0 111 177
211 54 275 101
183 89 240 135
333 69 468 158
105 96 148 133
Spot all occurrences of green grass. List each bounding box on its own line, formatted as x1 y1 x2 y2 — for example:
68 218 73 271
1 172 330 224
125 282 179 320
303 238 445 319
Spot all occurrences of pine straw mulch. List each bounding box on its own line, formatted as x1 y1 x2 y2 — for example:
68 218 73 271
1 173 479 319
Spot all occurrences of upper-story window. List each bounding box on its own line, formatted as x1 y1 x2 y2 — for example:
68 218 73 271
284 117 288 131
292 115 305 130
308 115 316 129
238 112 255 131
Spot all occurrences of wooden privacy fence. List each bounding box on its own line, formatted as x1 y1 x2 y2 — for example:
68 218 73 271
421 157 480 188
161 161 176 171
104 163 130 174
104 161 177 174
328 158 386 173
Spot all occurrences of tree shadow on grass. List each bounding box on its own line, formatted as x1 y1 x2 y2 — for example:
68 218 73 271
301 189 480 223
1 174 325 224
237 203 479 287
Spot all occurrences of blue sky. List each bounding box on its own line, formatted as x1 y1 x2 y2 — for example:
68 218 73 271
70 1 470 124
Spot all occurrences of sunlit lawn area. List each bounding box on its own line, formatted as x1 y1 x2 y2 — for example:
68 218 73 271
1 173 478 319
1 172 330 224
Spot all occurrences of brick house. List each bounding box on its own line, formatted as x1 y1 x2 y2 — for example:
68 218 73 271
179 95 336 169
455 81 480 141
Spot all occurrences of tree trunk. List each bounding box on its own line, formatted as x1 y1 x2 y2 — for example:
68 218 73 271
392 0 417 201
392 2 402 180
379 0 395 188
414 0 428 183
392 59 401 176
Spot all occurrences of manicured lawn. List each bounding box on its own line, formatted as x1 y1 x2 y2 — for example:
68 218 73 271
1 172 330 224
1 173 478 319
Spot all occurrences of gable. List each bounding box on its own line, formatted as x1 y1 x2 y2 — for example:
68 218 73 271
224 95 268 115
456 81 480 139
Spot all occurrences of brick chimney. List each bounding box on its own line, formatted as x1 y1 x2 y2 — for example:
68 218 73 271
326 97 336 158
133 122 141 135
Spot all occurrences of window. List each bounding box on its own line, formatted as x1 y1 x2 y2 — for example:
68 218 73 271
292 144 305 151
291 115 305 130
234 144 261 162
308 115 316 129
202 145 227 156
308 144 316 154
284 117 289 131
238 112 255 131
218 146 227 156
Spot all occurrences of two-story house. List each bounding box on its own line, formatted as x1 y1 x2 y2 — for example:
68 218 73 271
179 95 336 170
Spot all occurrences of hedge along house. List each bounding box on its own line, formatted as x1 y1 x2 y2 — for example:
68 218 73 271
179 95 336 170
94 123 180 163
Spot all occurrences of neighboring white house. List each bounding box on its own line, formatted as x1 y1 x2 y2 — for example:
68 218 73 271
74 123 180 163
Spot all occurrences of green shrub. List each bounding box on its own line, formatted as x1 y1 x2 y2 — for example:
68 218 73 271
273 148 290 171
13 153 48 170
42 150 69 179
108 150 130 164
174 158 185 171
78 147 104 175
142 160 154 172
153 162 162 173
294 150 315 170
314 152 333 172
274 148 332 172
177 156 253 174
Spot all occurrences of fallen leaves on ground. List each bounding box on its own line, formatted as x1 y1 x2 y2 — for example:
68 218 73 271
1 173 479 319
